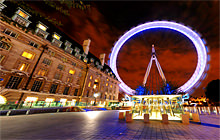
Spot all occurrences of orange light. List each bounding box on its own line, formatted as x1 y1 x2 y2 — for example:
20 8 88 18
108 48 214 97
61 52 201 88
18 11 28 18
69 70 75 75
22 51 34 59
19 63 26 71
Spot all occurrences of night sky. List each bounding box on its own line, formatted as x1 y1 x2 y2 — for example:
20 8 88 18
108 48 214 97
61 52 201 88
29 1 219 97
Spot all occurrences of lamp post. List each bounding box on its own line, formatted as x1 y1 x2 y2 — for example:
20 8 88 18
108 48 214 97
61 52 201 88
93 93 99 106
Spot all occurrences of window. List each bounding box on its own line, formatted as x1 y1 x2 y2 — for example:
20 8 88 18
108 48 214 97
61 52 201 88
31 80 43 92
37 68 47 76
106 83 108 86
69 69 75 75
66 77 72 83
22 51 35 59
57 64 65 70
65 46 73 53
74 89 78 96
18 10 28 18
5 76 22 89
0 41 11 50
61 57 67 62
109 95 111 100
49 84 58 94
64 40 72 48
90 76 93 80
104 94 106 99
0 55 5 63
110 85 113 88
42 58 52 65
88 82 91 87
63 87 70 95
54 73 62 80
4 29 18 38
53 33 61 40
29 41 39 48
107 78 109 81
86 90 90 97
37 23 47 31
113 96 115 100
17 61 29 71
47 50 56 56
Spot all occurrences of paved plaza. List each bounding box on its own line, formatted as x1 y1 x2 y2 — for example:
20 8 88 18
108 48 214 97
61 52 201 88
0 111 220 140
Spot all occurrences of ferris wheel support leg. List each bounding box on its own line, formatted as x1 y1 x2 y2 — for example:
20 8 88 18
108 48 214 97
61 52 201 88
155 58 166 84
143 57 153 86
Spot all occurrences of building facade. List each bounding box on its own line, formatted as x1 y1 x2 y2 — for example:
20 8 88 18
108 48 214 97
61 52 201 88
0 1 120 107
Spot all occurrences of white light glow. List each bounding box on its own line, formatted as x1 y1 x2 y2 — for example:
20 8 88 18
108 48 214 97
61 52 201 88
85 111 101 119
45 98 54 102
110 21 207 95
0 95 7 104
25 97 38 102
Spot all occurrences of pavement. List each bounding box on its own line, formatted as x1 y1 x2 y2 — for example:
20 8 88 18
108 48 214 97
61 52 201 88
0 110 219 140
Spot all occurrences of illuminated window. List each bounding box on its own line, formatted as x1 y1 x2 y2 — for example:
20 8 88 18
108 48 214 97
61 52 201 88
45 98 54 102
107 78 109 81
18 11 28 19
90 76 93 80
37 68 47 76
106 83 108 86
0 55 5 63
37 23 47 31
42 58 52 65
95 79 98 82
67 77 72 83
17 61 29 71
110 85 113 88
22 51 35 59
53 33 61 40
25 97 38 102
88 82 91 87
93 84 97 89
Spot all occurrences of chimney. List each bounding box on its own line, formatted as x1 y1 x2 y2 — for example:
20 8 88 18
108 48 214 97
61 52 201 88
83 39 91 55
100 53 106 66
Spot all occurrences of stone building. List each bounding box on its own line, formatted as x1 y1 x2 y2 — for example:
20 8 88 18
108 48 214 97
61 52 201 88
0 1 120 107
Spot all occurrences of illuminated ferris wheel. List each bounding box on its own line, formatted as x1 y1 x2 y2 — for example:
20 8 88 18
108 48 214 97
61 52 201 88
109 21 209 95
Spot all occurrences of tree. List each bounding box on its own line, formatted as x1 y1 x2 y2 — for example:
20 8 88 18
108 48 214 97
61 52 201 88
205 79 220 105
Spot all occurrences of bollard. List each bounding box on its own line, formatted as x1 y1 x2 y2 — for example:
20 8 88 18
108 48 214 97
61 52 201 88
207 107 211 115
26 110 30 115
119 112 124 120
125 111 130 116
192 113 200 122
216 107 219 115
126 113 133 123
182 114 190 124
144 114 150 123
162 114 169 124
6 110 11 116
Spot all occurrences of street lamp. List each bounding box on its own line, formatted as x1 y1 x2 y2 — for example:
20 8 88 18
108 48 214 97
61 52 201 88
93 93 99 106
